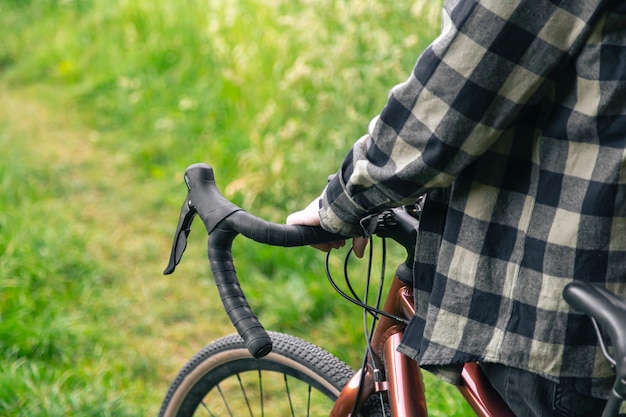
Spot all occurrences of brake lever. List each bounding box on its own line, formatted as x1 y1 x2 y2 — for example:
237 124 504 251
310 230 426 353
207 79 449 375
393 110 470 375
164 163 243 274
163 193 197 275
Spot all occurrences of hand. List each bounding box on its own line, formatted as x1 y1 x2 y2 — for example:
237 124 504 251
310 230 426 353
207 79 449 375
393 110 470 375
286 198 369 258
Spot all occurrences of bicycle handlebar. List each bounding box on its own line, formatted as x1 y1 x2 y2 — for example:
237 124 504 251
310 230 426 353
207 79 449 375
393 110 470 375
164 163 419 358
164 163 349 357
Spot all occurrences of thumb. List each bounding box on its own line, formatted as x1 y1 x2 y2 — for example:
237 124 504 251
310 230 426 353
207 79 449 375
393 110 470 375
286 198 321 226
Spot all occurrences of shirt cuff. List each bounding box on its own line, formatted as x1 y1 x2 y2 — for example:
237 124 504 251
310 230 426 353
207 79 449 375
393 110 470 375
319 171 373 237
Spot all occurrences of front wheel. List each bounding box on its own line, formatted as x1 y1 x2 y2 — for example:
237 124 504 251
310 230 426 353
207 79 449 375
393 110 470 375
159 331 363 417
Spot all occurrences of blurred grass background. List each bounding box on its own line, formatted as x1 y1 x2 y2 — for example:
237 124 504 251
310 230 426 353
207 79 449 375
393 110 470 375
0 0 474 415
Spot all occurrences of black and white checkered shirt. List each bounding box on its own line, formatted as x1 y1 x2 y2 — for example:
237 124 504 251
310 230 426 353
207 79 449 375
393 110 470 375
319 0 626 398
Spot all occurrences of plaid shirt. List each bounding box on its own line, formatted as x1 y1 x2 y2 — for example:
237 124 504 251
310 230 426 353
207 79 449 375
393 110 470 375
319 0 626 398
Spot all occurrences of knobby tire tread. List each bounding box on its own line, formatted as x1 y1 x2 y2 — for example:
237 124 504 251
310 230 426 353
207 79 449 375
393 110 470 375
159 331 361 417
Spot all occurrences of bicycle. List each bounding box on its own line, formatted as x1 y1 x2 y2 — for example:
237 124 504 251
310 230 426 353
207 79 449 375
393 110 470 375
159 162 626 417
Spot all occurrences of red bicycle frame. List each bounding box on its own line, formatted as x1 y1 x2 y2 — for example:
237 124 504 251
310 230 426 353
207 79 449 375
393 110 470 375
330 276 515 417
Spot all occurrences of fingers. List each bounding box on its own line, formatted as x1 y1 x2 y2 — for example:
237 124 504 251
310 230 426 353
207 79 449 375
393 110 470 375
311 241 346 253
287 198 345 252
288 197 359 254
312 237 367 256
352 237 369 258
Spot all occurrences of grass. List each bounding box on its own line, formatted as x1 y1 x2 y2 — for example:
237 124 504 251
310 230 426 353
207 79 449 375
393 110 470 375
0 0 473 415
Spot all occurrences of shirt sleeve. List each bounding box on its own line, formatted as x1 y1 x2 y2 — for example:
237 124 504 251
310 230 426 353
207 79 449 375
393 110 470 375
319 0 605 236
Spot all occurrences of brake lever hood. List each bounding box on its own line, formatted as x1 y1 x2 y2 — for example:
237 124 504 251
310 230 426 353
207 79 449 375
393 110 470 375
163 163 242 275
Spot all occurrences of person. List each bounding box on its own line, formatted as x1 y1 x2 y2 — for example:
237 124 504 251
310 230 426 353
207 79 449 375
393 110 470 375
286 1 626 416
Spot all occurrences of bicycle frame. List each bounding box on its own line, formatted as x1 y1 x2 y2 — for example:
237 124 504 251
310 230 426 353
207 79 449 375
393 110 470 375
331 276 515 417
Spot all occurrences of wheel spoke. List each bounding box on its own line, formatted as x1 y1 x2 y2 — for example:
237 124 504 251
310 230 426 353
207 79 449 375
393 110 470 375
235 372 255 417
216 383 234 417
284 374 295 417
258 370 264 417
159 333 357 417
199 399 217 417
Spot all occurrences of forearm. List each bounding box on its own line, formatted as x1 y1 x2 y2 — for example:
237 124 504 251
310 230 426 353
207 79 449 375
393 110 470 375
319 0 603 236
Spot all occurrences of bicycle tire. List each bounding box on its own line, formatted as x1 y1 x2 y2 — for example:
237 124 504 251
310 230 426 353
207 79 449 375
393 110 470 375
159 331 388 417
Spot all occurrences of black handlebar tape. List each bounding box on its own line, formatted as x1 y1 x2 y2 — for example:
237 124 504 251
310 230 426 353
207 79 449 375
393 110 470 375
209 225 273 358
185 162 346 246
226 210 346 247
183 163 347 358
209 212 344 358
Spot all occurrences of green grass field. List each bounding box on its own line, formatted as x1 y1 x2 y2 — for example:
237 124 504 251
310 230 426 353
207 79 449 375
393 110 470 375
0 0 473 415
